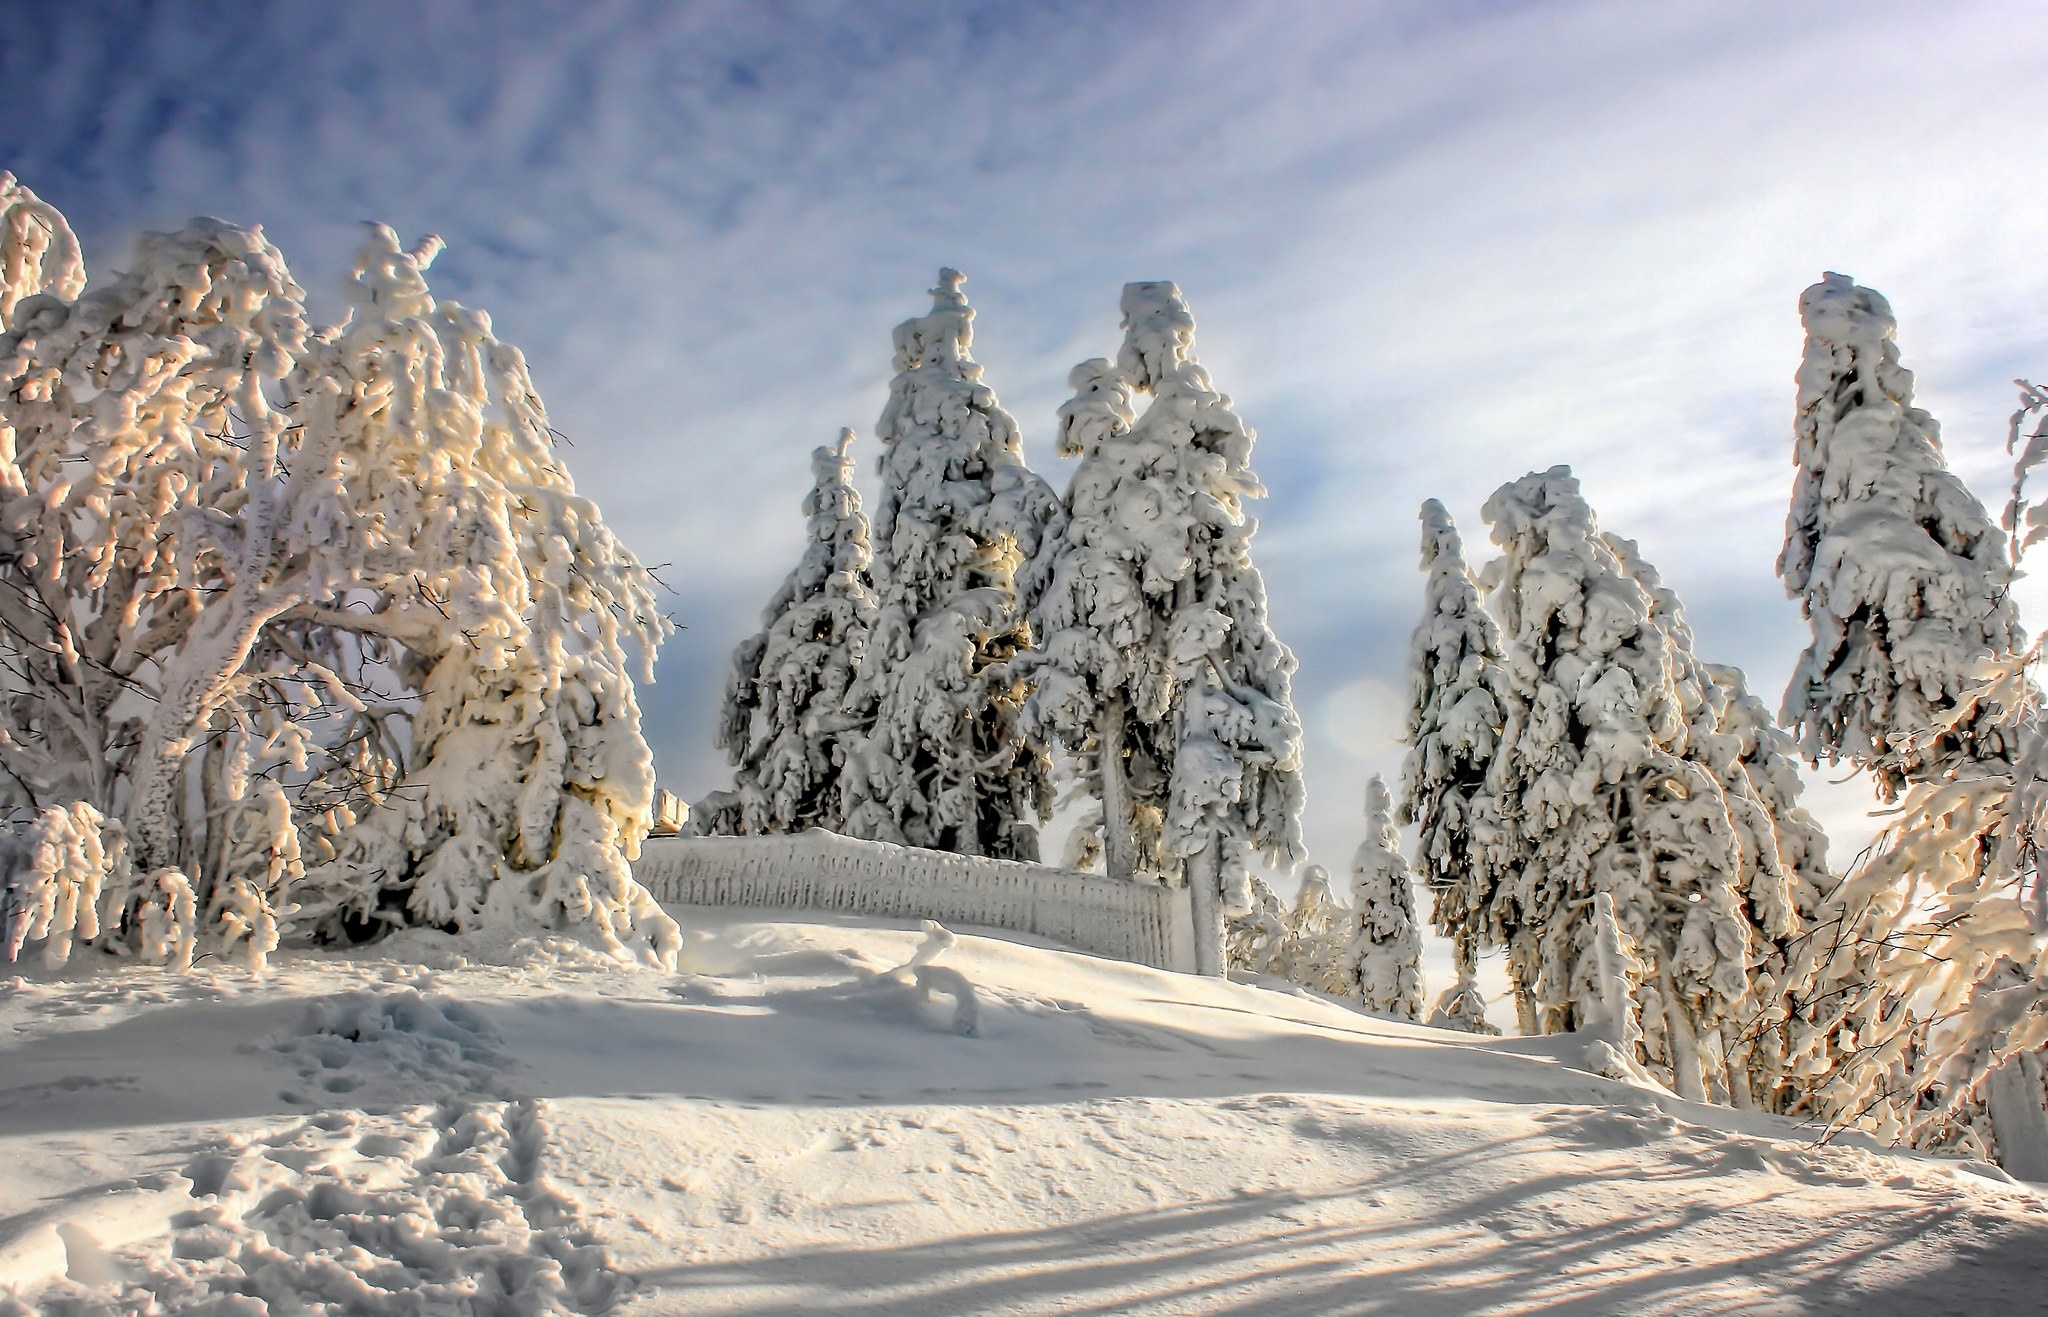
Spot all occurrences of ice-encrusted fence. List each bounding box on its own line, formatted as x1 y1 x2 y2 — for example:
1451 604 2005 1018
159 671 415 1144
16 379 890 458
633 831 1196 973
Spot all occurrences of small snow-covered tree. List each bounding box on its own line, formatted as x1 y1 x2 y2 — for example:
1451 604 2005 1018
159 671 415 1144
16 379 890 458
1778 272 2022 798
1401 499 1519 996
1224 873 1288 976
1348 776 1425 1021
0 199 679 969
1027 283 1304 975
274 225 676 963
1428 952 1500 1035
701 430 877 839
841 270 1060 859
1278 863 1350 993
1482 467 1757 1099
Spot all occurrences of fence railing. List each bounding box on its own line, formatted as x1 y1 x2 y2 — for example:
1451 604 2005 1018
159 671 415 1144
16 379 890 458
633 830 1195 973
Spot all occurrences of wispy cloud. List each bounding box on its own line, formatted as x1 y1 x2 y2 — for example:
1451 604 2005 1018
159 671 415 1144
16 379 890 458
10 0 2046 878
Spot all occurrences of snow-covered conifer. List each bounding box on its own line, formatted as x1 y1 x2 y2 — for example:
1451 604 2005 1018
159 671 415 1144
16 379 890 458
1027 283 1305 975
700 430 877 839
1279 864 1350 994
840 271 1059 859
1428 950 1501 1036
1225 874 1288 977
1348 776 1425 1020
1401 499 1518 995
1778 273 2022 798
1769 363 2048 1162
1482 468 1756 1099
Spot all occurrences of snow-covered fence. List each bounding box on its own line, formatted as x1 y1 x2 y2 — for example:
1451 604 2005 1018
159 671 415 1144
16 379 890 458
634 831 1196 973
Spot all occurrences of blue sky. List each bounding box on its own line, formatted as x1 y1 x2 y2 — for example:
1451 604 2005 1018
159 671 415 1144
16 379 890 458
10 0 2048 881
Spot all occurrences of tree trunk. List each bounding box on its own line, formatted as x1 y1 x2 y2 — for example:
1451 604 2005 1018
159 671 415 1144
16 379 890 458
1657 966 1707 1103
1986 1051 2048 1182
126 584 281 872
1186 831 1225 977
1100 695 1136 885
1507 933 1540 1036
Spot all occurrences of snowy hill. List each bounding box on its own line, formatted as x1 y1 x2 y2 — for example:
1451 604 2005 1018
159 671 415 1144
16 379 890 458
4 909 2046 1315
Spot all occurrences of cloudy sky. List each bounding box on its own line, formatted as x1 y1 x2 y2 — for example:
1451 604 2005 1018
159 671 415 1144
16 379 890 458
11 0 2048 891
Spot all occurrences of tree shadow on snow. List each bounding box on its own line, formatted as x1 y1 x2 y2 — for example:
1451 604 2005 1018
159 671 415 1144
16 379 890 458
628 1157 2045 1317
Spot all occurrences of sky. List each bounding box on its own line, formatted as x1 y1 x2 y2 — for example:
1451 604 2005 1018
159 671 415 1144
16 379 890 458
8 0 2048 896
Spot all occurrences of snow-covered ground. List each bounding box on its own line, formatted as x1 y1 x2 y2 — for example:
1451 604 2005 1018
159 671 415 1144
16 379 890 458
4 908 2044 1315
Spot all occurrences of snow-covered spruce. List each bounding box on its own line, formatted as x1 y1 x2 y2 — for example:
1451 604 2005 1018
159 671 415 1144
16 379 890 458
699 429 877 839
1605 534 1859 1113
1401 499 1518 1001
1778 272 2022 799
1480 467 1759 1100
839 270 1061 860
1025 283 1305 975
1224 874 1289 977
1771 289 2048 1166
1427 944 1501 1036
1773 373 2048 1165
1348 776 1425 1021
0 207 678 970
1276 863 1349 994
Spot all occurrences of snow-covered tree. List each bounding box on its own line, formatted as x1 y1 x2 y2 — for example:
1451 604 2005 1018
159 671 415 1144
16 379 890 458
699 429 877 839
0 172 84 326
1224 873 1289 977
1778 272 2022 799
840 270 1060 859
1402 499 1518 995
270 226 676 963
1696 664 1878 1115
1427 952 1500 1035
1278 863 1350 993
1773 342 2048 1166
1481 467 1757 1099
1026 282 1305 975
0 201 678 969
1348 776 1425 1021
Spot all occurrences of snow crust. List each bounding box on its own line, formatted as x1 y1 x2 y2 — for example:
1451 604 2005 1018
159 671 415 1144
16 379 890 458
2 907 2044 1314
0 173 83 327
